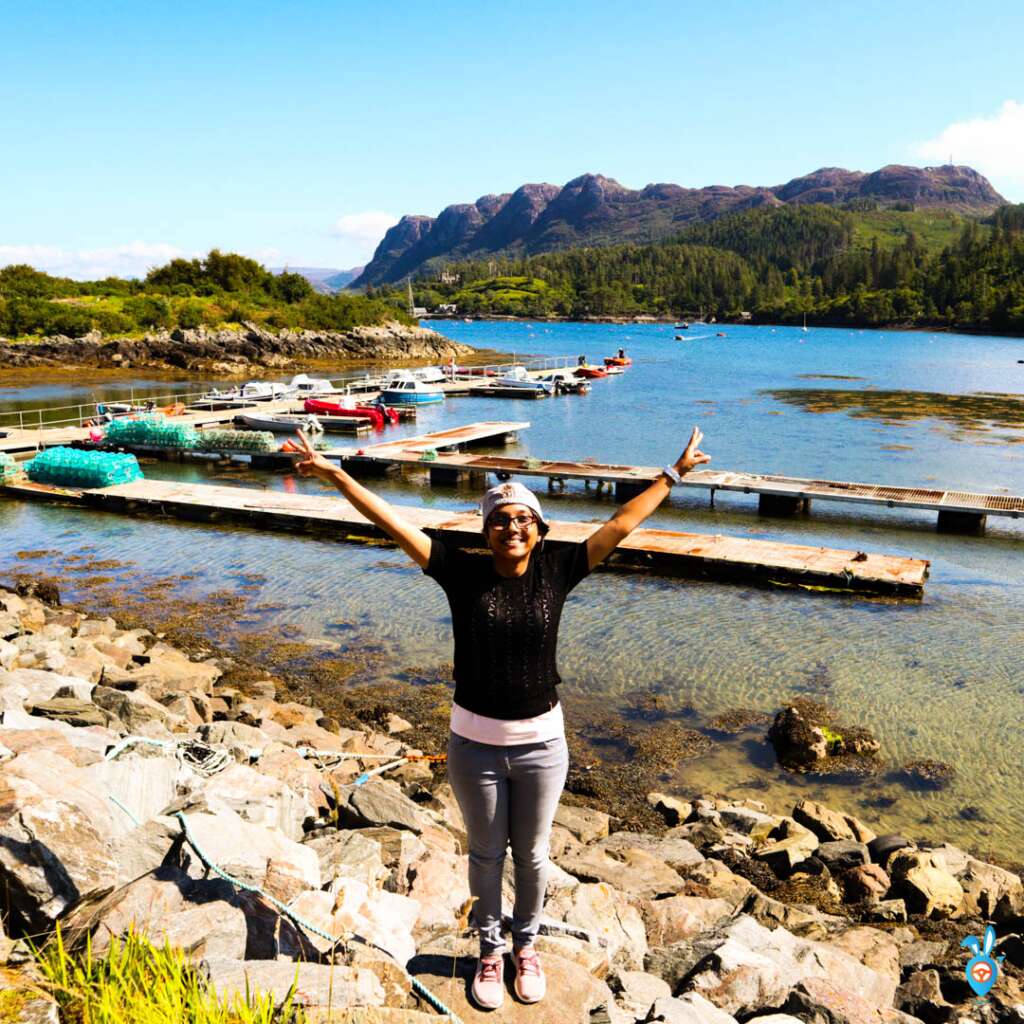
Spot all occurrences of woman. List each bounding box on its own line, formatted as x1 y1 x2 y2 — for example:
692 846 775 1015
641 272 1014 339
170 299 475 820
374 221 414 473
293 426 710 1010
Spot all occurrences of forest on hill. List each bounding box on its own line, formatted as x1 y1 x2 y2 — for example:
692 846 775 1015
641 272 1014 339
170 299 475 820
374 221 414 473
0 250 412 341
386 204 1024 332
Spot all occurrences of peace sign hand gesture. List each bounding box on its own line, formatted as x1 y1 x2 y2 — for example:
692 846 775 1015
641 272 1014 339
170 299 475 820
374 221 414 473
292 429 338 483
675 425 711 475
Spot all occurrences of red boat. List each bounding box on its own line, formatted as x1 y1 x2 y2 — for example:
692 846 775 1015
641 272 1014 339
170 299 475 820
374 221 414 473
603 356 633 367
574 365 608 379
304 398 388 428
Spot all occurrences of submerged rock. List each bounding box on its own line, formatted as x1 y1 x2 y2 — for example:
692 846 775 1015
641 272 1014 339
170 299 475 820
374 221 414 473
767 701 881 774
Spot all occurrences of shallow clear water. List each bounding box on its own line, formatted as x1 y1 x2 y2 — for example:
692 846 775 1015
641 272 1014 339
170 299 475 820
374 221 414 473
3 321 1024 857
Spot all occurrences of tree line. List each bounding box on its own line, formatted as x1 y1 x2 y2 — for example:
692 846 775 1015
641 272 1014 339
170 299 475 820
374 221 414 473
0 250 412 340
393 204 1024 331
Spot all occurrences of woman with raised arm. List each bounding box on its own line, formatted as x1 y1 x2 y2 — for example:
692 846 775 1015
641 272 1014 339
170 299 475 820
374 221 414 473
292 426 710 1010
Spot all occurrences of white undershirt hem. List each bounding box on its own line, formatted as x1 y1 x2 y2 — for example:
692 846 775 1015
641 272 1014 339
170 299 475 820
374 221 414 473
450 700 564 746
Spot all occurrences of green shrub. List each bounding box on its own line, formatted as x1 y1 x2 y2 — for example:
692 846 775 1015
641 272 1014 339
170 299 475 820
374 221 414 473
177 301 205 329
123 295 172 329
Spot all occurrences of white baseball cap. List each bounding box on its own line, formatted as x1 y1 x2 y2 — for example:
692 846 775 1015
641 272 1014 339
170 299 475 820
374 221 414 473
480 480 548 533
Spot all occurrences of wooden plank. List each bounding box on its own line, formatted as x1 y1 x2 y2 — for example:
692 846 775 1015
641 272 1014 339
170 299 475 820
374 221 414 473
346 421 530 459
0 478 929 597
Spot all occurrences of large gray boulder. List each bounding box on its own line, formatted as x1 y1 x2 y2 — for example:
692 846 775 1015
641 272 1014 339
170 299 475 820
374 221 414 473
555 844 685 899
793 799 877 844
682 914 897 1018
599 832 704 874
640 894 735 947
888 850 964 919
199 761 314 841
410 945 616 1024
0 771 118 932
343 779 438 835
649 993 738 1023
543 882 648 969
287 881 420 965
81 751 192 837
202 957 385 1009
305 830 390 890
173 807 321 899
553 803 611 843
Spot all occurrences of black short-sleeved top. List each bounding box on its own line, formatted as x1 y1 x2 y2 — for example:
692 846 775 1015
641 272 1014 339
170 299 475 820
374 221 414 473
423 536 592 719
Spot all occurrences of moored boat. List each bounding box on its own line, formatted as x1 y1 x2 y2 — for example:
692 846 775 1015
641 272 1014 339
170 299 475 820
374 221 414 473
538 370 590 394
304 398 387 428
493 366 555 394
574 365 608 379
379 375 445 405
603 348 632 367
240 380 294 401
289 373 340 396
234 412 324 434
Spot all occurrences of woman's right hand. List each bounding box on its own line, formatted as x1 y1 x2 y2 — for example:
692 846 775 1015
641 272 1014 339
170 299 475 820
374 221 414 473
293 430 338 482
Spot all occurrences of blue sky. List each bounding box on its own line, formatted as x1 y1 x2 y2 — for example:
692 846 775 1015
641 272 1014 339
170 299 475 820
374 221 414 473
4 0 1024 278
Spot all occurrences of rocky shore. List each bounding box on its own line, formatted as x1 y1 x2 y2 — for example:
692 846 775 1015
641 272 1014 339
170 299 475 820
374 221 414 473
3 582 1024 1023
0 321 474 373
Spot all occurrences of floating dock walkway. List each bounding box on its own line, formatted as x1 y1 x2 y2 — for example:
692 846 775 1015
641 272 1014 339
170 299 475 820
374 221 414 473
340 447 1022 534
1 478 929 597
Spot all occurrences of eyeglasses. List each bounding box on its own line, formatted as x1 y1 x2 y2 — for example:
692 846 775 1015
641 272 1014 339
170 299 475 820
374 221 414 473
488 513 538 530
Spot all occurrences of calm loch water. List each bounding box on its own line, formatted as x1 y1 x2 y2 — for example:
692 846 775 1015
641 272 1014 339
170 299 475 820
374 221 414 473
3 321 1024 857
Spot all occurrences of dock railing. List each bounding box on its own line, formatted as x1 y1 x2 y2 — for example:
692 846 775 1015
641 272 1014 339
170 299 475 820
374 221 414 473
0 356 576 433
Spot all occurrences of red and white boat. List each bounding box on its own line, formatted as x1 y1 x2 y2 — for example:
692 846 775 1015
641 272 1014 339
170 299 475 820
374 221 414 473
603 355 633 367
574 365 608 379
303 399 398 428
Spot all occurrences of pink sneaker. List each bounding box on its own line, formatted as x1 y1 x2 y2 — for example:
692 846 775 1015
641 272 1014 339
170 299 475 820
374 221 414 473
471 954 505 1010
514 945 545 1003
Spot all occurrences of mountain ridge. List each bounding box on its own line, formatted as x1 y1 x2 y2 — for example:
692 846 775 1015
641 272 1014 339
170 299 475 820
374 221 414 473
353 164 1005 287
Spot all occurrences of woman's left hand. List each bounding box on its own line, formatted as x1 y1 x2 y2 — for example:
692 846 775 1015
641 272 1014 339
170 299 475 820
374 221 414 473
675 425 711 475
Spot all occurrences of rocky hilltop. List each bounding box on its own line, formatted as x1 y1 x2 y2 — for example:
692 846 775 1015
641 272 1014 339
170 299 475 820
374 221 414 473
3 580 1024 1022
0 321 473 373
354 165 1006 286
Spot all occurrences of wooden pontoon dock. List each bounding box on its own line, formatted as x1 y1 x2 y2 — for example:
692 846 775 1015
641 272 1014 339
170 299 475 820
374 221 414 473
339 447 1023 534
1 478 929 597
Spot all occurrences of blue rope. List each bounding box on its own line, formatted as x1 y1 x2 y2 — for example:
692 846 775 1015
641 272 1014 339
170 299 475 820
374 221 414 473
173 811 462 1022
107 794 141 827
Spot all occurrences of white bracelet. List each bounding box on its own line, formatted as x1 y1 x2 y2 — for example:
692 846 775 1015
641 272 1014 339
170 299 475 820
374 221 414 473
662 465 682 486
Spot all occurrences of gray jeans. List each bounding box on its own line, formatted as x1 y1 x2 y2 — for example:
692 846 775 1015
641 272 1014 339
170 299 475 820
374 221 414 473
446 730 569 956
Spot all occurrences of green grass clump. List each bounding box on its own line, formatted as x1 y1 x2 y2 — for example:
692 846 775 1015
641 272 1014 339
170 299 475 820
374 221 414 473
35 926 304 1024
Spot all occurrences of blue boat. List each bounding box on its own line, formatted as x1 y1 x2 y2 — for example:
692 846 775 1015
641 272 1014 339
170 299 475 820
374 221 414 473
379 375 445 405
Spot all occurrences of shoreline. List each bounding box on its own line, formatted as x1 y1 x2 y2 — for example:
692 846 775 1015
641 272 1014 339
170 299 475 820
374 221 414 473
0 320 474 373
3 575 1024 1021
3 554 1020 870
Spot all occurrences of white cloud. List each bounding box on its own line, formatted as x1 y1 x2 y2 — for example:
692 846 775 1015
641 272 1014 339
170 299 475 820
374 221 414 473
0 241 190 280
0 242 297 280
331 210 397 254
914 100 1024 199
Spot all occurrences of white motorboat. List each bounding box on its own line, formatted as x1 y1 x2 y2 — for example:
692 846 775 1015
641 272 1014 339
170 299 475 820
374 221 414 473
538 370 590 394
289 373 340 396
494 365 555 394
240 380 294 401
234 412 323 433
384 366 446 385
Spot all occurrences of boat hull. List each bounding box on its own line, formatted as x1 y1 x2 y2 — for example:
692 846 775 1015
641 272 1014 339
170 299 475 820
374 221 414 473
380 390 444 405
